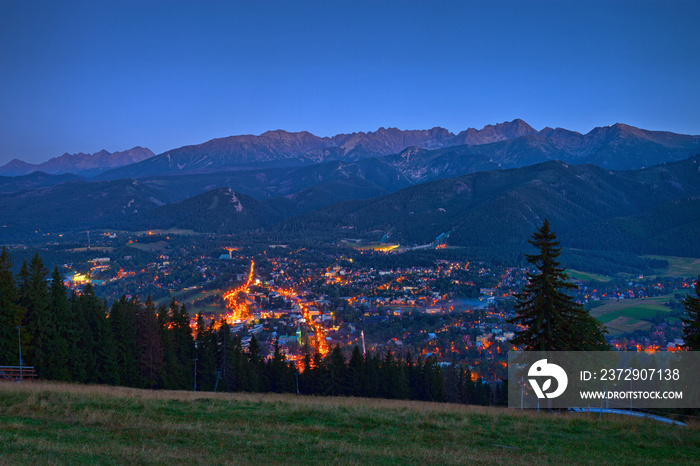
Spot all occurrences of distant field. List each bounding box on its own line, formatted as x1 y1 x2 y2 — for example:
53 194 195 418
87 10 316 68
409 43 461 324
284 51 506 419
68 247 115 253
646 255 700 278
591 294 673 336
0 382 697 464
133 228 200 236
567 269 612 283
127 240 169 251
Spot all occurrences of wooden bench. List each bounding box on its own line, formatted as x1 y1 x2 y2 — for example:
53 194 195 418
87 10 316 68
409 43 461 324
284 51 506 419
0 366 38 381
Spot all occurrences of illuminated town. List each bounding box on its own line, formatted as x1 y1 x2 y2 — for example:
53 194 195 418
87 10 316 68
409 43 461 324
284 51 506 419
26 229 688 381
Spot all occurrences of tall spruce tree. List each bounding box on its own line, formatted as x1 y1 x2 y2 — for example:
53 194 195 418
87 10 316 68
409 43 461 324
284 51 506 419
161 300 194 390
76 284 116 384
47 267 72 381
267 338 287 393
681 276 700 350
67 291 88 383
0 247 21 365
110 296 140 386
346 346 365 397
328 344 346 396
508 219 607 351
137 297 165 387
216 321 236 392
194 311 216 391
21 254 51 376
246 334 262 392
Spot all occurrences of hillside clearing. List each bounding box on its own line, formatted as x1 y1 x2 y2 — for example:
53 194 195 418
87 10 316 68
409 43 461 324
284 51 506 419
590 294 674 336
646 255 700 278
567 269 612 283
127 240 169 251
0 382 697 464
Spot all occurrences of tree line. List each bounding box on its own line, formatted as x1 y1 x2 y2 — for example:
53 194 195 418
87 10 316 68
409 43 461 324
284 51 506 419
0 247 505 405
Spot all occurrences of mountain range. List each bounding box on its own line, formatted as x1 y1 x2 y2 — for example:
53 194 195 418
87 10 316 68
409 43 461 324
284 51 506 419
2 119 699 271
0 147 154 177
95 120 700 180
3 120 698 184
97 120 538 179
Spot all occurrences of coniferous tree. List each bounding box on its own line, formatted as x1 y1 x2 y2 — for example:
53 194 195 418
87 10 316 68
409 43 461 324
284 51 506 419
136 297 165 387
267 338 287 393
73 289 94 380
230 334 246 391
443 364 461 403
21 254 50 377
396 354 411 399
681 276 700 350
162 301 194 390
507 219 607 351
247 334 262 392
47 267 72 381
110 296 140 386
67 291 88 383
423 357 445 401
346 345 365 396
16 260 30 305
382 350 398 398
311 351 328 395
300 344 313 394
328 344 345 396
0 247 21 365
214 318 232 391
405 351 419 399
77 284 117 384
194 311 217 391
411 356 427 400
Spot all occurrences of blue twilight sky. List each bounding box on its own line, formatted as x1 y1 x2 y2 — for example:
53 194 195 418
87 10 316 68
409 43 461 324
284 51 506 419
1 0 699 165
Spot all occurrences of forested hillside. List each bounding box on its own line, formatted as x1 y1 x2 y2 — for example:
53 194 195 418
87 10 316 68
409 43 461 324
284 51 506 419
274 156 700 254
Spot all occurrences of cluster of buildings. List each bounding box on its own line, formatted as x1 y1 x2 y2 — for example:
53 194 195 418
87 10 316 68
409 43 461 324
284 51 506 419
53 235 696 375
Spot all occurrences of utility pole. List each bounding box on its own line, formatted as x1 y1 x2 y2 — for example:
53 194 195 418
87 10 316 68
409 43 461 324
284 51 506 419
214 371 221 393
520 378 523 410
193 358 198 392
17 326 22 381
361 330 366 356
295 372 299 395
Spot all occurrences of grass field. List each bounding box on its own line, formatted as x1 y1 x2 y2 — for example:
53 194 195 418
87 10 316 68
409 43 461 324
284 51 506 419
646 255 700 278
68 247 115 253
128 240 169 251
590 294 674 336
567 269 612 283
0 382 697 464
133 228 201 236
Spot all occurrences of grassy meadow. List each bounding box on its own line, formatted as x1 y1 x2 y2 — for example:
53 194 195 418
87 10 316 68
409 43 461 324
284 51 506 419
133 228 201 236
645 255 700 278
128 240 170 252
1 382 698 465
567 269 613 283
590 294 674 336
